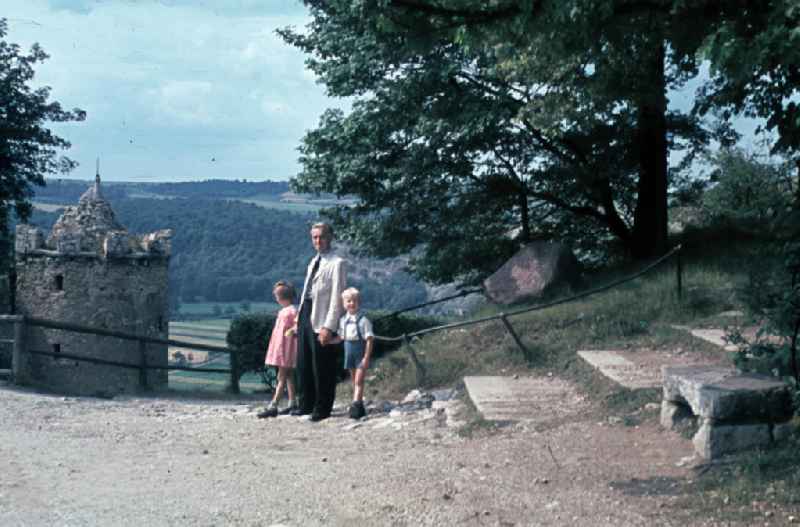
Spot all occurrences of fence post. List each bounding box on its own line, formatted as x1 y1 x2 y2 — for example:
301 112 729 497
676 248 683 302
500 314 532 362
12 316 27 385
229 348 240 394
403 334 426 387
138 339 148 390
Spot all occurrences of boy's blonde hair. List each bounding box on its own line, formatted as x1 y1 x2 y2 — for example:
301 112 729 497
273 281 295 302
341 287 360 301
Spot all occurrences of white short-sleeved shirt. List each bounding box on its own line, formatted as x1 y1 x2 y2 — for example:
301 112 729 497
337 312 374 341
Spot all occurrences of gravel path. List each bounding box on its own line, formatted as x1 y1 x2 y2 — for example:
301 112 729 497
0 380 742 526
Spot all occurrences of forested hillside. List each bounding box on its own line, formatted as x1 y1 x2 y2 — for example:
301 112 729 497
34 179 291 203
27 196 427 312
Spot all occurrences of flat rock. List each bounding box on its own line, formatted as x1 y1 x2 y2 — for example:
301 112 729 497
687 329 738 352
577 349 726 390
463 376 586 423
662 365 793 422
577 350 660 389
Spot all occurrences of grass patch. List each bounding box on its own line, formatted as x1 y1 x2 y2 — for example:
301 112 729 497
677 426 800 523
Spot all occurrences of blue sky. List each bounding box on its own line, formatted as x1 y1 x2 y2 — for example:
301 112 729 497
6 0 338 182
6 1 765 184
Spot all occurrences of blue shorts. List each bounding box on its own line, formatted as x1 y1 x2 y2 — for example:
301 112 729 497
344 340 367 369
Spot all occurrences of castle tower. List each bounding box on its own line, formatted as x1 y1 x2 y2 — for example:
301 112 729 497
14 174 172 396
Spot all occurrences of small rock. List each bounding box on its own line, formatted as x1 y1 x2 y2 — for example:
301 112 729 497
202 449 209 455
321 457 328 462
402 389 422 405
607 416 623 425
644 402 660 412
443 493 452 500
788 515 796 523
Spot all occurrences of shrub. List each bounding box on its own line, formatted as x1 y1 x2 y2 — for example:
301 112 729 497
701 149 793 225
227 312 276 385
734 235 800 414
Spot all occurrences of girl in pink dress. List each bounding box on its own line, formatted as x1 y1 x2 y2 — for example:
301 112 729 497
258 281 298 418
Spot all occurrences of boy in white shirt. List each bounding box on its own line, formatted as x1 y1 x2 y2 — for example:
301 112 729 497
331 287 374 419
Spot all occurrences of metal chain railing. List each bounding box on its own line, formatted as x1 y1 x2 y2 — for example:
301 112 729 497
373 244 684 385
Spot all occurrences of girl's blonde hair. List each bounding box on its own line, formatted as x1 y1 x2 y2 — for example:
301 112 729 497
341 287 360 301
273 281 296 302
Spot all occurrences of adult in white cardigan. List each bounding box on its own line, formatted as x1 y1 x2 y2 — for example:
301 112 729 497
293 222 347 421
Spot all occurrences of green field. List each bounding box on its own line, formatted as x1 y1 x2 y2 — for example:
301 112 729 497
236 195 323 212
167 318 271 394
177 301 278 317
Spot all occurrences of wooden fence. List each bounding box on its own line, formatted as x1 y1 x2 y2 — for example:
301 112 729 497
0 314 242 393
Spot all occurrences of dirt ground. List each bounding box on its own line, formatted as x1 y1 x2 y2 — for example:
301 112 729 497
0 378 768 527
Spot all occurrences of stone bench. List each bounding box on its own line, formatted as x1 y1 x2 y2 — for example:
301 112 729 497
660 366 794 459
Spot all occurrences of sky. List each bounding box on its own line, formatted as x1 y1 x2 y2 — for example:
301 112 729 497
6 0 338 182
5 1 766 184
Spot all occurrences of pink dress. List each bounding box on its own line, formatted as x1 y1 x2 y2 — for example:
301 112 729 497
265 305 298 368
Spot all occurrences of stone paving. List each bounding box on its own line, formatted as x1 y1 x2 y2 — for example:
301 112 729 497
577 350 662 389
463 375 588 423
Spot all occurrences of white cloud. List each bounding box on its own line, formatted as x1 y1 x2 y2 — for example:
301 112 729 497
5 0 339 182
150 80 215 125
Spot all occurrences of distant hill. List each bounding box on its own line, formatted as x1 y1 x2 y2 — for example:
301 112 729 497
35 178 291 203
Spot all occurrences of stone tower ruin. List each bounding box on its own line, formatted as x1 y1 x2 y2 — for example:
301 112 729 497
14 173 172 396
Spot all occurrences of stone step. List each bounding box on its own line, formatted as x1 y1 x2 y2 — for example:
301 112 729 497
577 350 661 389
577 348 729 391
463 375 587 423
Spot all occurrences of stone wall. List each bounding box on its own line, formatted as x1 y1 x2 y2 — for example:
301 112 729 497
15 254 169 396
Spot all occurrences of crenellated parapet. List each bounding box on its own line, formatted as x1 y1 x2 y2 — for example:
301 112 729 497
16 223 172 260
15 175 171 261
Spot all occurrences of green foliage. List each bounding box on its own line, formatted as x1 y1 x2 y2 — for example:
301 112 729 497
0 18 85 270
734 235 800 397
701 149 794 225
697 1 800 157
281 0 720 283
226 312 276 380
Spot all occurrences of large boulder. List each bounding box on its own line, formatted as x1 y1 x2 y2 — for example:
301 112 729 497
483 242 581 305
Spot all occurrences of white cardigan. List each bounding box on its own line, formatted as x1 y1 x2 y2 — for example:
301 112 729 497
298 250 347 334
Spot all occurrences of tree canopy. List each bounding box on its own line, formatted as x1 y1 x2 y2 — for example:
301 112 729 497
278 1 723 285
280 1 798 285
0 18 85 265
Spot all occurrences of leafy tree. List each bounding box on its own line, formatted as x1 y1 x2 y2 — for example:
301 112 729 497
0 18 85 268
279 1 715 284
696 1 800 165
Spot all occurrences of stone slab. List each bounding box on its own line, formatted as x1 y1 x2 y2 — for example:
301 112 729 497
463 375 586 423
687 328 738 352
577 350 661 389
693 419 771 459
663 365 793 422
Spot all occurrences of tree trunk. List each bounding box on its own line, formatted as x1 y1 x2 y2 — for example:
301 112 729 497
518 188 531 244
631 42 669 259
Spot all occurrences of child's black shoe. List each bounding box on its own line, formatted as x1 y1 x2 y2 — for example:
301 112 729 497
349 401 366 419
257 405 278 418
